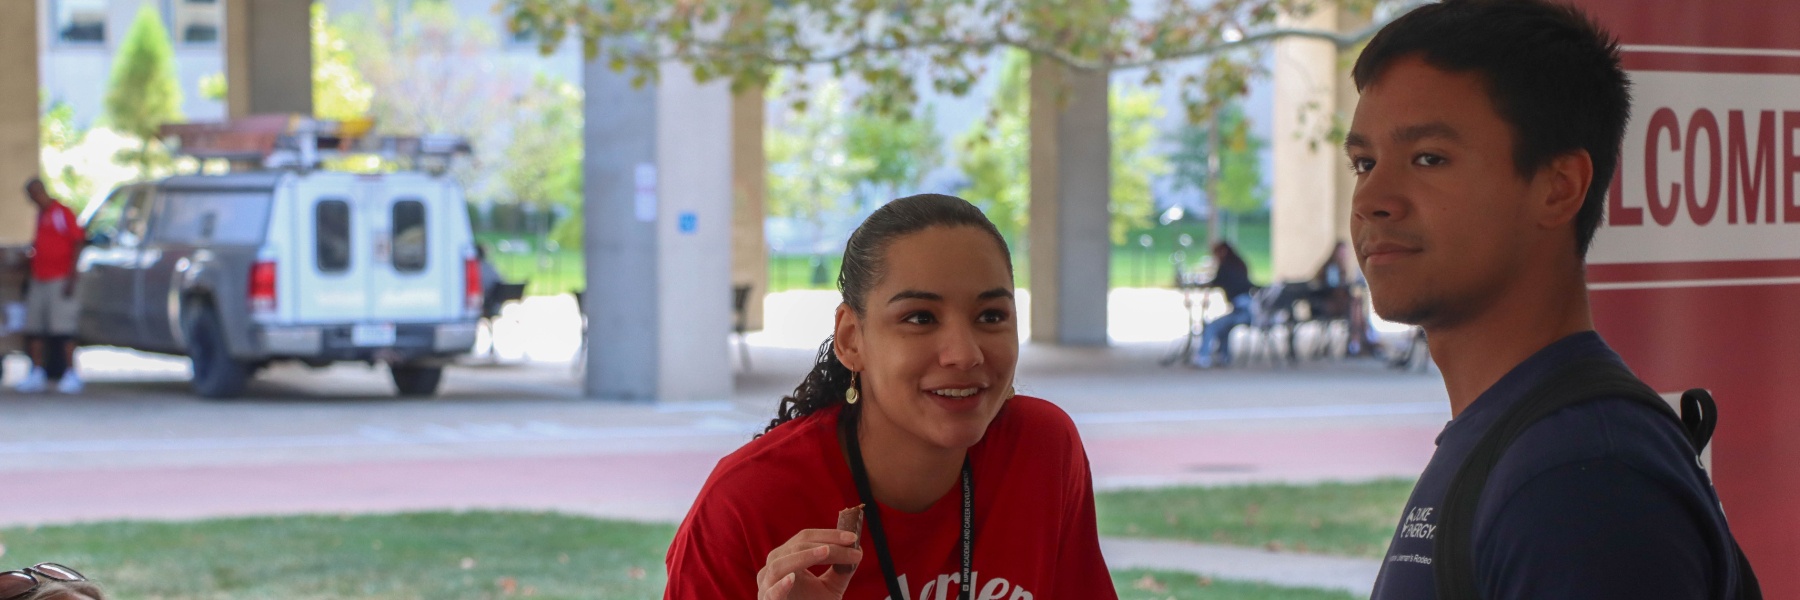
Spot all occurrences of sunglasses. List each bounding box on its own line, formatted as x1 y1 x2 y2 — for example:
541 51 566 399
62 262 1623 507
0 563 87 600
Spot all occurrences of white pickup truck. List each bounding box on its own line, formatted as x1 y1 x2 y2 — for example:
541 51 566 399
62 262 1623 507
77 166 483 398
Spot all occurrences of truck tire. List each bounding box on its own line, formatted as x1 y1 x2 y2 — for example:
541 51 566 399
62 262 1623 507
390 364 443 396
184 304 250 399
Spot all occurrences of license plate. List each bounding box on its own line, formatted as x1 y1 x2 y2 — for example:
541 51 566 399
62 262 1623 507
351 323 397 347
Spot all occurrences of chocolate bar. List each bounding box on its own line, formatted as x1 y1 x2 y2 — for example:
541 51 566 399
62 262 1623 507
834 504 864 574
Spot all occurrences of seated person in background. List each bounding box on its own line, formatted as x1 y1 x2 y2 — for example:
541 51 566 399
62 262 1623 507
0 563 104 600
1192 241 1253 368
475 243 503 301
1306 241 1353 316
1306 241 1383 356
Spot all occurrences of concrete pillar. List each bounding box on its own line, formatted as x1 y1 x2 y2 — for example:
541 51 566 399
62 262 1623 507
223 0 313 118
581 56 734 401
1027 57 1111 346
1333 7 1372 254
731 85 768 331
0 0 40 244
1270 3 1343 281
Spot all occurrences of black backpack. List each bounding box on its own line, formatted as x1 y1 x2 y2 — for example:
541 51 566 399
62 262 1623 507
1433 357 1762 600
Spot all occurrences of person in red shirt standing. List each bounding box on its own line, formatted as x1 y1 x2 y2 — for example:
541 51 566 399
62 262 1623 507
665 194 1119 600
17 178 85 394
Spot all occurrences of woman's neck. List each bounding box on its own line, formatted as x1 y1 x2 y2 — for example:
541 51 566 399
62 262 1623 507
851 405 967 513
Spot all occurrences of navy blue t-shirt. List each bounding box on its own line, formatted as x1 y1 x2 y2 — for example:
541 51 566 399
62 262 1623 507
1370 332 1742 599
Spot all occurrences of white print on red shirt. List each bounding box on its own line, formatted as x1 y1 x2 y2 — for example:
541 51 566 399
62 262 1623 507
884 572 1036 600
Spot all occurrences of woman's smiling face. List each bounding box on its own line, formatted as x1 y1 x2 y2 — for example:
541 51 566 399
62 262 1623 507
834 225 1019 452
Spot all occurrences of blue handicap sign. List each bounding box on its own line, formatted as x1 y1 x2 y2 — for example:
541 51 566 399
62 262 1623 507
678 211 698 234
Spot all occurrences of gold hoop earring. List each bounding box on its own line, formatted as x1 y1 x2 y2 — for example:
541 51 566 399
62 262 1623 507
1004 385 1016 400
846 372 861 405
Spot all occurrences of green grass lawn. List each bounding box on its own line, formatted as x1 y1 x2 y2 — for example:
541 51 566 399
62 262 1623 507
0 512 672 599
1095 479 1415 559
488 250 585 298
2 509 1360 599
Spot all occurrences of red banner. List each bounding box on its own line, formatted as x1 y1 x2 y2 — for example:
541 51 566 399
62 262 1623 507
1578 1 1800 593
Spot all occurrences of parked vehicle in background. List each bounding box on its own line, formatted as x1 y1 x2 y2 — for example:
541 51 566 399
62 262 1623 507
75 118 482 398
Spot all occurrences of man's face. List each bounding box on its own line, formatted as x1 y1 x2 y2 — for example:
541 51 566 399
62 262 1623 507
1345 56 1546 329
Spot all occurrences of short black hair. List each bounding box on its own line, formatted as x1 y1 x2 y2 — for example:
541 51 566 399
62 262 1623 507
23 178 44 194
1352 0 1631 258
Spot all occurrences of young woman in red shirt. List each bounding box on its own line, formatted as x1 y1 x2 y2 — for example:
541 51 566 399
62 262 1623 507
665 194 1118 600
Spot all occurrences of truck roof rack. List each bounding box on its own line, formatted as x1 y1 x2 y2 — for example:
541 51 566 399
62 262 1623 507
159 115 472 174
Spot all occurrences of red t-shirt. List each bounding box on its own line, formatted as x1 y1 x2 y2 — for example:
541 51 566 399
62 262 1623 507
32 201 83 281
665 396 1118 600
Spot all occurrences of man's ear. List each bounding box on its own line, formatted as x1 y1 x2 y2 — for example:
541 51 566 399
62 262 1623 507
832 303 863 372
1537 149 1593 230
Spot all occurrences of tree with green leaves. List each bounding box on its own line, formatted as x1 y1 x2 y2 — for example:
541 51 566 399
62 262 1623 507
845 106 943 206
503 0 1401 121
39 98 91 205
955 51 1031 243
957 51 1167 245
766 78 871 254
336 0 527 191
104 4 183 180
503 75 584 211
313 3 374 122
1167 103 1268 240
1110 82 1169 244
507 75 585 249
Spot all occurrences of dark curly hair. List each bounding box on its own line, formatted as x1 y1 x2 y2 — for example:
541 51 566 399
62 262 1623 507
760 194 1012 435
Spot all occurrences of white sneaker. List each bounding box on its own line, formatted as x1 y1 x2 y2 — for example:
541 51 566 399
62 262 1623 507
55 373 83 395
15 368 46 393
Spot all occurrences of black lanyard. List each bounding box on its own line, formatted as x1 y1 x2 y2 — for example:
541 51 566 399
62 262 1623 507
840 406 974 600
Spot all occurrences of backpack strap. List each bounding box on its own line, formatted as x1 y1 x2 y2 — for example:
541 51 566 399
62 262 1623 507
1433 358 1760 600
1683 392 1766 600
1679 388 1719 453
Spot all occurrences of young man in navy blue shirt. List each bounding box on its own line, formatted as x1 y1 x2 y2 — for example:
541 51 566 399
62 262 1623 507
1345 1 1745 598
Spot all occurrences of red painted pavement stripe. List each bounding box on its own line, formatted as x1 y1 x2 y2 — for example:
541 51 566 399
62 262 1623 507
0 426 1441 526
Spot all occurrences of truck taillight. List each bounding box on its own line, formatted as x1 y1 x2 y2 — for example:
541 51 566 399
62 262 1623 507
464 257 482 315
249 260 277 315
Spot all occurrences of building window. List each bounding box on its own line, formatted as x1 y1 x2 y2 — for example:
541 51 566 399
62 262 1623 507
53 0 107 44
168 0 221 45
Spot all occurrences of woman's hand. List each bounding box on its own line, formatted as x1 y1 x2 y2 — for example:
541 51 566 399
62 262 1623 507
756 529 862 600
